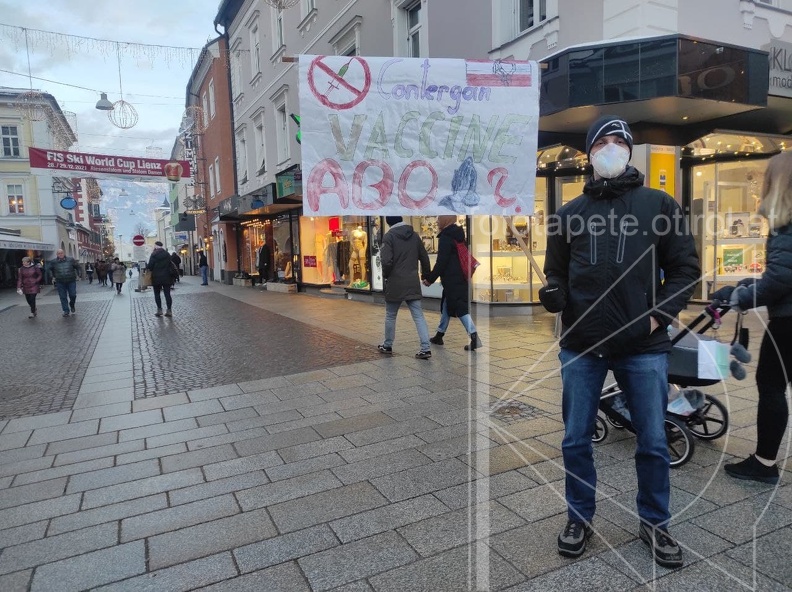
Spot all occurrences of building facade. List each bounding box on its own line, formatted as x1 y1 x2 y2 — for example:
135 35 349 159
0 88 78 288
488 0 792 300
185 36 240 284
206 0 791 306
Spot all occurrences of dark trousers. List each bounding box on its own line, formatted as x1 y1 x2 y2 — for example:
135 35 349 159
24 293 37 312
153 284 172 310
755 317 792 460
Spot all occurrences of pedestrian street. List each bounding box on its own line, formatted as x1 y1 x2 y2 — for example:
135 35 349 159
0 276 789 591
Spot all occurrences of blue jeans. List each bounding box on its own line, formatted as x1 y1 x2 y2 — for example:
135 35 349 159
55 281 76 313
559 348 671 527
200 265 208 284
384 299 430 352
436 299 476 335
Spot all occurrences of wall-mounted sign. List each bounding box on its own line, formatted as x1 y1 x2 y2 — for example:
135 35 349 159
60 197 77 209
764 40 792 99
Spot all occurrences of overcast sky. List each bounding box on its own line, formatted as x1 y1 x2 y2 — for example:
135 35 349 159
0 0 219 157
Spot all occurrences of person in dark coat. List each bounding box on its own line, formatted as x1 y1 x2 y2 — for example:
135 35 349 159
378 216 432 359
541 115 699 568
17 256 42 318
711 150 792 485
424 215 481 351
198 250 209 285
170 251 182 285
48 249 81 316
148 241 174 316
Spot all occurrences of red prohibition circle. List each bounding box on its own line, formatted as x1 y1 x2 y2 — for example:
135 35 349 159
307 56 371 111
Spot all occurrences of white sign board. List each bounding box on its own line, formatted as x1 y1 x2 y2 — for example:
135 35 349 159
764 40 792 99
299 55 539 216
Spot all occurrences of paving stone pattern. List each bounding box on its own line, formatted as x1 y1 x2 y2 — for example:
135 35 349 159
0 299 112 420
0 283 789 590
131 292 380 398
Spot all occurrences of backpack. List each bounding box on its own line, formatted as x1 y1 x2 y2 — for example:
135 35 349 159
455 240 480 281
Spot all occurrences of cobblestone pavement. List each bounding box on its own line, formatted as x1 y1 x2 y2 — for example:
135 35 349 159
0 279 789 590
0 297 112 420
131 291 381 398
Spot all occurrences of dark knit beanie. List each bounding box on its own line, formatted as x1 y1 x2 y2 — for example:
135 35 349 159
586 115 633 158
385 216 403 226
155 241 163 246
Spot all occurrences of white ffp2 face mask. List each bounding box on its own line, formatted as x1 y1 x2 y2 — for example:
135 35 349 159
590 143 630 179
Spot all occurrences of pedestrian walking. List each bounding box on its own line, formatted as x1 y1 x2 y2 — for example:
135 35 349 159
85 262 94 284
198 250 209 285
48 249 81 317
110 258 127 294
96 260 107 286
170 250 182 286
148 241 174 317
423 215 482 351
16 256 42 318
378 216 432 359
541 115 700 568
710 151 792 485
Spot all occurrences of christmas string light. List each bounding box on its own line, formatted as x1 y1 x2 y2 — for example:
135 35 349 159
0 23 201 67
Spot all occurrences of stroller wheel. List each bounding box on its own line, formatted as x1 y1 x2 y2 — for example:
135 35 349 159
665 415 695 468
686 395 729 440
606 415 626 429
592 415 608 443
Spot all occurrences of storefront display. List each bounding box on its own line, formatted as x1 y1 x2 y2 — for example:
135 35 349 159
240 220 273 282
691 157 770 298
299 215 370 288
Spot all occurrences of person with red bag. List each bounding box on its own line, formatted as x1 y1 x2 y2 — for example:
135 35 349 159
423 215 482 351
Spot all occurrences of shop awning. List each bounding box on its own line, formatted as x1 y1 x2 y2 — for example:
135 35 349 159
0 235 55 251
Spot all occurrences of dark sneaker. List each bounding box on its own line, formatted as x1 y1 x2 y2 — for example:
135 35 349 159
415 350 432 360
377 345 393 355
164 309 172 317
558 520 593 557
724 455 779 484
639 522 683 568
69 304 76 313
154 309 163 317
62 312 69 317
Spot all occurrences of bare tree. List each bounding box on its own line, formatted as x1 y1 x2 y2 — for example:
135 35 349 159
134 223 150 237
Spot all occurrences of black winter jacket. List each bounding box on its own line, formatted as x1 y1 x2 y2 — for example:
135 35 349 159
735 223 792 318
381 223 430 302
48 256 79 283
148 248 173 286
426 223 470 317
544 166 700 356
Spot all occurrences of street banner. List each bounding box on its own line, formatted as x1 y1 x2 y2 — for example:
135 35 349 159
299 55 539 216
29 148 191 183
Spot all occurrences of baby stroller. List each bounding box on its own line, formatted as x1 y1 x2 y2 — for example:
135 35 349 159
592 301 749 467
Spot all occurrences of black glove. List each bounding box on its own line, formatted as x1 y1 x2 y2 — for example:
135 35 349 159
539 283 567 313
710 285 735 304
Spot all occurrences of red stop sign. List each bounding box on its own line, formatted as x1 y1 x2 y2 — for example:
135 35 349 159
132 234 145 246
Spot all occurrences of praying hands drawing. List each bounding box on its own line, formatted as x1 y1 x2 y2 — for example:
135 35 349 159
439 156 480 214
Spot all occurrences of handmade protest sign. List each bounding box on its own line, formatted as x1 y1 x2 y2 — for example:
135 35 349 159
299 55 539 216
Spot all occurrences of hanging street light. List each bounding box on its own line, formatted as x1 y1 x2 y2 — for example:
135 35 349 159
95 92 114 111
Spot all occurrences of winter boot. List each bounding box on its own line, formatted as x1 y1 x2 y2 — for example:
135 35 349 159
155 308 163 317
164 309 173 317
464 332 482 351
429 331 445 345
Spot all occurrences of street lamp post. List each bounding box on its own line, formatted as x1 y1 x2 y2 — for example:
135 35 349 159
118 234 123 260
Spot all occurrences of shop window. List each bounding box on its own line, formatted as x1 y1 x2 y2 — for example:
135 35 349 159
6 183 24 214
2 125 20 157
691 160 770 299
299 215 370 288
